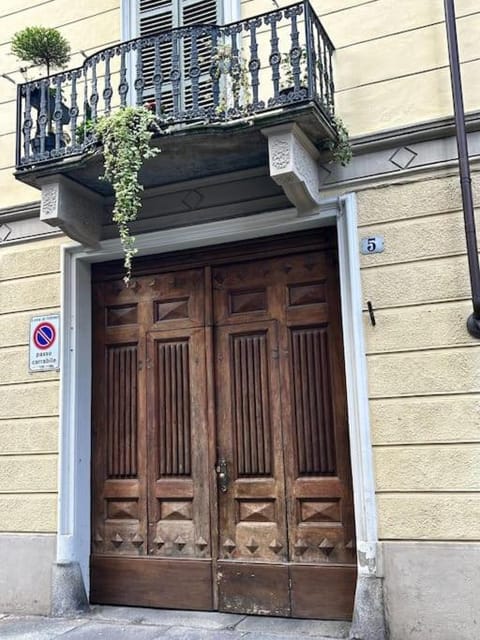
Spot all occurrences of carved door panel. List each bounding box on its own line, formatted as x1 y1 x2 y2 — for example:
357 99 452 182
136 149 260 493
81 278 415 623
215 320 290 616
91 280 148 561
277 251 357 619
212 250 356 619
91 269 213 610
146 326 211 562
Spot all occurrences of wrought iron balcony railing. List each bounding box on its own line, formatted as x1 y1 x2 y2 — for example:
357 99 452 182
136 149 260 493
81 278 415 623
15 1 334 170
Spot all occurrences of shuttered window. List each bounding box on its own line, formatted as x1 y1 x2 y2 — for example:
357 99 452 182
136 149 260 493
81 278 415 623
137 0 221 112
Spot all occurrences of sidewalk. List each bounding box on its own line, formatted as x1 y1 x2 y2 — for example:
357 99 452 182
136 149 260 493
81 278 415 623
0 606 351 639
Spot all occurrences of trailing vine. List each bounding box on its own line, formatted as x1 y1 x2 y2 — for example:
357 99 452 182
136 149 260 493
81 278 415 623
94 106 160 283
329 115 353 166
210 44 251 118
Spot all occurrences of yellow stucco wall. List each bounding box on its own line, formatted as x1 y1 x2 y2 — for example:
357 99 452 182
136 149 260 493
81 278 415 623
2 0 479 207
1 1 479 544
0 236 64 532
0 0 120 208
357 170 480 540
241 0 480 137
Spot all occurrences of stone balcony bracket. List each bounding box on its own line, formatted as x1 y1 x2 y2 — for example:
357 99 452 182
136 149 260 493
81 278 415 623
39 175 103 249
262 123 323 216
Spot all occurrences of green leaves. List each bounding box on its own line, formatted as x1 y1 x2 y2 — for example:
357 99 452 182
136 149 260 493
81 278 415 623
330 116 353 167
11 26 71 76
95 107 160 283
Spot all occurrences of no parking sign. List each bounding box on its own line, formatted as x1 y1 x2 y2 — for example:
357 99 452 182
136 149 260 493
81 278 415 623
29 315 60 371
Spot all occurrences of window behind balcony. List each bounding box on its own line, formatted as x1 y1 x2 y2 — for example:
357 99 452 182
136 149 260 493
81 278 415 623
136 0 221 113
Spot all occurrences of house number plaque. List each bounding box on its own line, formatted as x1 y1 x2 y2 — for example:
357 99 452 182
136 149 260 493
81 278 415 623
360 235 385 255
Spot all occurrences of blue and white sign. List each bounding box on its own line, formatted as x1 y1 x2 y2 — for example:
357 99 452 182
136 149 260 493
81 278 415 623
29 314 60 371
360 235 385 255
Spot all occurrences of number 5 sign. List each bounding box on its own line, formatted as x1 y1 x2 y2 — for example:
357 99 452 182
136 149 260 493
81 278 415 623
360 235 385 255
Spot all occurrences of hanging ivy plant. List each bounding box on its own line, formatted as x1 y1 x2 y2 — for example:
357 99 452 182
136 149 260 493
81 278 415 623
94 106 160 283
329 115 353 167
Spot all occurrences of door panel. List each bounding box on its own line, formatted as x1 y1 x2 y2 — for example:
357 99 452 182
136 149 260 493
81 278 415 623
91 556 213 610
290 565 356 619
92 282 148 560
215 321 288 564
91 271 213 609
147 327 211 560
280 255 356 573
212 249 356 618
217 562 290 616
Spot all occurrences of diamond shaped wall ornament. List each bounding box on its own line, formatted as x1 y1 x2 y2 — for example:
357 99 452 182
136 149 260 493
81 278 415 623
174 536 187 551
195 537 208 552
223 538 236 554
269 539 283 554
94 533 103 545
246 537 259 554
182 189 203 210
131 533 144 547
111 533 123 547
294 539 308 556
389 146 418 170
0 223 12 242
318 538 335 558
153 536 165 549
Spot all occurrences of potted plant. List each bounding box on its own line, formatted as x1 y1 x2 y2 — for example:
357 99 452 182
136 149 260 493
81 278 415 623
11 26 71 152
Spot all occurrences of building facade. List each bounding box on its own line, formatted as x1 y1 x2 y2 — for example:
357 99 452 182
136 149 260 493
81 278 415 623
0 1 479 639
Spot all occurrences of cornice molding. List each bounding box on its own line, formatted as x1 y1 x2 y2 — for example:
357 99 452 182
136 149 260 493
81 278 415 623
0 201 40 222
349 110 480 156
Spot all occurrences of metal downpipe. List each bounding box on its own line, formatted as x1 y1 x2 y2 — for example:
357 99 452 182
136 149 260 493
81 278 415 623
444 0 480 338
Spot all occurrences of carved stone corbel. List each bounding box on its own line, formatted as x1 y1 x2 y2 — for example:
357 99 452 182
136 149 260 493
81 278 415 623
39 175 103 249
262 123 322 215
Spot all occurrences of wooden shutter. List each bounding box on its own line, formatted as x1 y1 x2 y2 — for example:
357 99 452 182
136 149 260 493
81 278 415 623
138 0 219 112
182 0 218 110
139 0 175 110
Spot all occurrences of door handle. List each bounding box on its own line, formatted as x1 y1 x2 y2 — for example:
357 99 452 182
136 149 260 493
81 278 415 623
216 458 229 493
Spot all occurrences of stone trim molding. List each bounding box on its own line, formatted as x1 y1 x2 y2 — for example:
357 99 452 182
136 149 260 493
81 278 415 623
0 201 40 222
0 200 61 246
56 199 383 635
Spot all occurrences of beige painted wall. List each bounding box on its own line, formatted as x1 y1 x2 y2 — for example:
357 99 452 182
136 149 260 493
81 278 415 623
242 0 480 136
0 0 120 208
357 170 480 541
0 236 64 533
2 1 479 209
1 0 480 544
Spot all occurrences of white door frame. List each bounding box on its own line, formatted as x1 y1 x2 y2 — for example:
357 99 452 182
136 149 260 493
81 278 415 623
56 195 378 596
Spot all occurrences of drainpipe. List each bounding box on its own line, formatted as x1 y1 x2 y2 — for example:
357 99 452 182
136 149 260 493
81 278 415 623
444 0 480 338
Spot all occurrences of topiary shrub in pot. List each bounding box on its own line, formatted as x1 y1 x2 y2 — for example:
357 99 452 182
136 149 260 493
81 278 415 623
11 26 71 152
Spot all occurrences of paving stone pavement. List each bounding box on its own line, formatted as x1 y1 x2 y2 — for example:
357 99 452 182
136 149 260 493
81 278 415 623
0 606 351 639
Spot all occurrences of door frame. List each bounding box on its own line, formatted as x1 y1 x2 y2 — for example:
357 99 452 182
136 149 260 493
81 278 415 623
56 195 378 606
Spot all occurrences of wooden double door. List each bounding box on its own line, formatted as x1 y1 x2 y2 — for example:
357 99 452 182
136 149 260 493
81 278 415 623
91 231 356 619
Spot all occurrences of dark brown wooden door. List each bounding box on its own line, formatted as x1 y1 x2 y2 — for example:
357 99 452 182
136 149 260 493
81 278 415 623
91 269 214 610
91 232 356 619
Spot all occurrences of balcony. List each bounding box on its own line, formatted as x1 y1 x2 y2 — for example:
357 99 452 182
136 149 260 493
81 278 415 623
14 1 337 242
